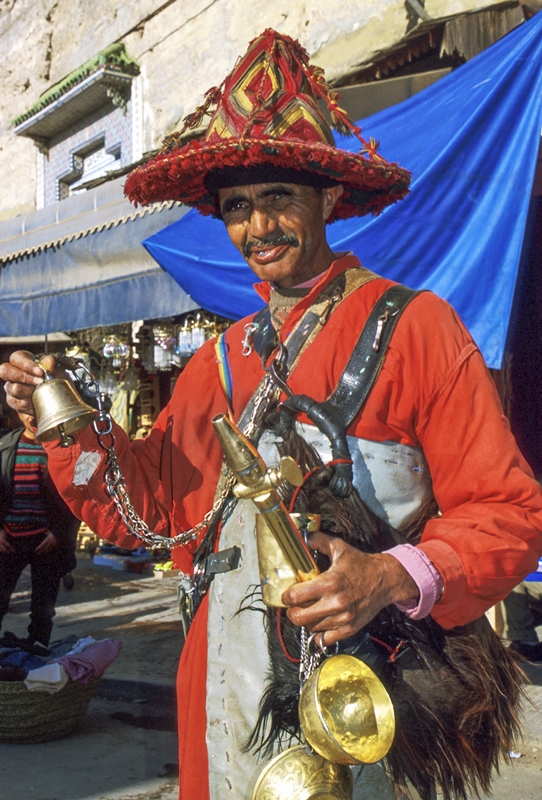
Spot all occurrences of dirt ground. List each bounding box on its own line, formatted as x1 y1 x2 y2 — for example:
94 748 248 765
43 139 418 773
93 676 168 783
3 552 184 685
2 554 542 799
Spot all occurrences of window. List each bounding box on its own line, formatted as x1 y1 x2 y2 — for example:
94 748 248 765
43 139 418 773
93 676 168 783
13 43 141 208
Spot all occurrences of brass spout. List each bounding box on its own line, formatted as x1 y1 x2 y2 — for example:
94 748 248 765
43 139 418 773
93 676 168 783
212 414 266 487
212 414 319 584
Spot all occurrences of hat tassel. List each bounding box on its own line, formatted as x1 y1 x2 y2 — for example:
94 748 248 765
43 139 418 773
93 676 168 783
302 63 386 164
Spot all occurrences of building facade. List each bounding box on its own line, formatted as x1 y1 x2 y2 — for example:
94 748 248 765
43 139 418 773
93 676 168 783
0 0 525 220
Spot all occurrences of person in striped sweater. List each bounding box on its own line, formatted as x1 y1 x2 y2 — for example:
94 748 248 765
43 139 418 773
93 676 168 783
0 413 79 653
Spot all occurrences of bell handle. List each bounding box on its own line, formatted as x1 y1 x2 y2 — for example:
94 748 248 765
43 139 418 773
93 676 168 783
34 358 55 382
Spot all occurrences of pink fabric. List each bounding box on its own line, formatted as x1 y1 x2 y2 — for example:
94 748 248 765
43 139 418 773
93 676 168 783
385 543 444 620
292 270 327 289
53 639 122 684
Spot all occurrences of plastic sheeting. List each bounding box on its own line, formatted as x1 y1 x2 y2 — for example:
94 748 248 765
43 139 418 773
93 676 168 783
144 14 542 369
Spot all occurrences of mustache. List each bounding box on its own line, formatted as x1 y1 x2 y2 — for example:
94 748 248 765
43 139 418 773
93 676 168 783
243 234 299 258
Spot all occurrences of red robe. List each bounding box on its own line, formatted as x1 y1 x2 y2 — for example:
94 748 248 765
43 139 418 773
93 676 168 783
44 254 542 799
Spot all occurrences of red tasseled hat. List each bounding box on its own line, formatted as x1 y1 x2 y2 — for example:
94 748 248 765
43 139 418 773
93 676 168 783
124 29 411 222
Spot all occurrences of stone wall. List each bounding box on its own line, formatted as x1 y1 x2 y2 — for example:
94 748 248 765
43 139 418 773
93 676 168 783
0 0 515 220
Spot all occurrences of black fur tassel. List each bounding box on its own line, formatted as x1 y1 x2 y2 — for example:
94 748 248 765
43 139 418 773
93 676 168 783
248 421 525 800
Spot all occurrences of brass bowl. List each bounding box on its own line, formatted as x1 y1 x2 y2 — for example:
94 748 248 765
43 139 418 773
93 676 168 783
299 654 395 765
251 744 353 800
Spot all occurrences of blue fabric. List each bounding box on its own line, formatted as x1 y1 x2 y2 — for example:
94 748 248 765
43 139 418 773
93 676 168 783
144 15 542 369
0 649 44 670
0 206 197 336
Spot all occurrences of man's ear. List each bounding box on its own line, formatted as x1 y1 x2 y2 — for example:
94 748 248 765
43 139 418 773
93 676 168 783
321 184 344 221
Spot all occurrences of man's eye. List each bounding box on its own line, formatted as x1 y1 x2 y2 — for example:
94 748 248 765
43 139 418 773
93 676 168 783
268 191 292 205
224 201 246 214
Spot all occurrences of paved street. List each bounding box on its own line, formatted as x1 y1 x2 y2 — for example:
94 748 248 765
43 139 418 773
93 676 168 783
1 554 541 799
0 554 182 800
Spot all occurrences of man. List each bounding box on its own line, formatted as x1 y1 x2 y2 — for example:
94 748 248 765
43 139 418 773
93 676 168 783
0 413 78 653
1 30 542 800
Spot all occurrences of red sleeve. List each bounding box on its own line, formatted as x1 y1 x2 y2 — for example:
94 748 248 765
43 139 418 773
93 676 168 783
42 338 229 567
374 293 542 629
417 344 542 628
43 402 172 551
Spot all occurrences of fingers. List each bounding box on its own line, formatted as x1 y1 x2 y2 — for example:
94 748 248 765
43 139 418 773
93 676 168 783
0 351 46 384
282 540 394 644
36 531 56 555
305 530 334 556
0 531 15 554
282 534 348 608
35 354 57 374
0 351 48 415
286 591 360 644
2 382 37 414
35 541 54 554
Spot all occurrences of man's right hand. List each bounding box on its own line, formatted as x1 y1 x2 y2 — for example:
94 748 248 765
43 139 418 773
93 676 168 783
0 351 57 416
0 529 15 554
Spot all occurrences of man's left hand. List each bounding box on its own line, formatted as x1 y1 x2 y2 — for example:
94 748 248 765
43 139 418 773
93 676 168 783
282 532 419 647
35 530 57 555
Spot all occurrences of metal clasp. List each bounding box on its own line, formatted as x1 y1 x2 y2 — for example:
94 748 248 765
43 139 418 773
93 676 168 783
242 322 259 357
372 307 399 352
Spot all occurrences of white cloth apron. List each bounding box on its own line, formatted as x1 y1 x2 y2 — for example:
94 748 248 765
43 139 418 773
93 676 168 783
205 424 434 799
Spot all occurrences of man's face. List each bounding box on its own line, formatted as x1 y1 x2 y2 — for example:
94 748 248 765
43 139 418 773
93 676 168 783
217 182 343 288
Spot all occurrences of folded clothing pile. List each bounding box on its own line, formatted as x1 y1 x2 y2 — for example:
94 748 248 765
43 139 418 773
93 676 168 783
0 636 122 693
52 638 122 685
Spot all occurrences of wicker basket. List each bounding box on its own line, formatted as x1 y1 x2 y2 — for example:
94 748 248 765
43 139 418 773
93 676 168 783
0 677 99 744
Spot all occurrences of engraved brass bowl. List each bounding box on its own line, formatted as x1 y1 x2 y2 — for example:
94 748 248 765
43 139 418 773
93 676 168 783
251 744 353 800
299 654 395 765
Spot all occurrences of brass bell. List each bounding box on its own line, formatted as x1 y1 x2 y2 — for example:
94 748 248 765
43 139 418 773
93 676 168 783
33 363 98 447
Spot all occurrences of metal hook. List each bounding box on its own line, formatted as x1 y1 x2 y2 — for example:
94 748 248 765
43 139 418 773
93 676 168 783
264 343 293 397
307 631 329 655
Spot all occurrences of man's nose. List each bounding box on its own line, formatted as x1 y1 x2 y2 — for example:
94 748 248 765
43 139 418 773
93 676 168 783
248 207 277 240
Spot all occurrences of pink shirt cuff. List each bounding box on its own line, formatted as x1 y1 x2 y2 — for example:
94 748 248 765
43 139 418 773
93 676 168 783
384 543 444 620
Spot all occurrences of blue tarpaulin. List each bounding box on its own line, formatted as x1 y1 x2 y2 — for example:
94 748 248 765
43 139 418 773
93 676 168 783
144 14 542 369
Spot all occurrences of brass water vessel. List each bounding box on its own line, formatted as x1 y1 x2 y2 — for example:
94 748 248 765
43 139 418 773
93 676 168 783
212 414 319 584
256 512 320 607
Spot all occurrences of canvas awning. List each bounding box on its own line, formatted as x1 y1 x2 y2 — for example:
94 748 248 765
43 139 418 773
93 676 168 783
0 176 196 336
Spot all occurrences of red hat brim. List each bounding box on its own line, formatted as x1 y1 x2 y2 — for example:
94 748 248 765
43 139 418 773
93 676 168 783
124 135 411 222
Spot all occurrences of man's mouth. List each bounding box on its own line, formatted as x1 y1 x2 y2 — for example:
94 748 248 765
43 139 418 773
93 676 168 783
244 235 299 264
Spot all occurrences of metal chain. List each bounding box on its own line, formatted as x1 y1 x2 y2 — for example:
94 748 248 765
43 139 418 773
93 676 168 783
299 627 326 687
55 356 236 550
50 343 286 549
242 345 290 441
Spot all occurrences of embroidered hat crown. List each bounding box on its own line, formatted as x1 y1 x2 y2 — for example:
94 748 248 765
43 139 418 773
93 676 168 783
125 29 410 221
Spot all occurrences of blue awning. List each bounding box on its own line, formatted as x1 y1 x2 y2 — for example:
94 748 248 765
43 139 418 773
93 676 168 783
144 13 542 369
0 176 196 336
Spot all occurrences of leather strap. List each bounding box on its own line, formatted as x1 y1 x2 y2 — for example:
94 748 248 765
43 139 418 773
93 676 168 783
251 305 275 364
329 285 423 428
237 267 379 432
